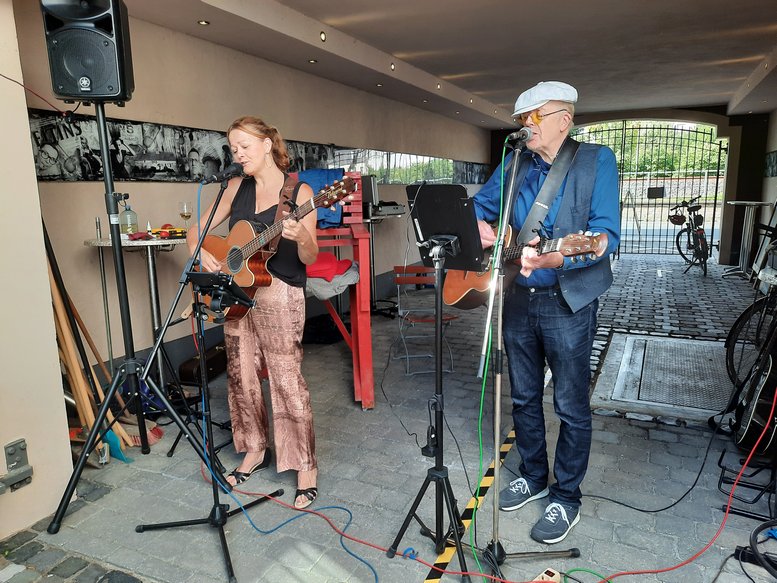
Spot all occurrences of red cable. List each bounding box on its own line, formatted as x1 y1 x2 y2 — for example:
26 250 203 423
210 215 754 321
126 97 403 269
598 383 777 582
197 465 543 583
0 72 65 112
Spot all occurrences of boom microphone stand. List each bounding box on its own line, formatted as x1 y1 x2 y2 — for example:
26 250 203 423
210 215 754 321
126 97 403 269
136 270 281 583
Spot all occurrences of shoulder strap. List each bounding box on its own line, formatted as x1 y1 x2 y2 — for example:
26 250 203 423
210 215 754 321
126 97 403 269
517 138 580 243
267 174 299 253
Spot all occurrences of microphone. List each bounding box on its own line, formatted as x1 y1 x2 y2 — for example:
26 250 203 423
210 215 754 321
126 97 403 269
506 127 532 143
200 162 243 184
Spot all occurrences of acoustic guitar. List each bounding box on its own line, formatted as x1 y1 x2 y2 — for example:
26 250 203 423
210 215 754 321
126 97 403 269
200 177 354 321
734 349 777 457
442 226 608 310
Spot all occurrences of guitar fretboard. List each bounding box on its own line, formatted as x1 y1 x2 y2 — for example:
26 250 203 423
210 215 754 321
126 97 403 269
239 197 317 259
502 238 561 262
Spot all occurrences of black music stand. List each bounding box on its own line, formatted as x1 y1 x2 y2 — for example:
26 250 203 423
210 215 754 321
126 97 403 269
387 185 482 581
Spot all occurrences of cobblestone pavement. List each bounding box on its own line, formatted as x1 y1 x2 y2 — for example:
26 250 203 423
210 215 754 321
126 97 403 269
2 254 774 583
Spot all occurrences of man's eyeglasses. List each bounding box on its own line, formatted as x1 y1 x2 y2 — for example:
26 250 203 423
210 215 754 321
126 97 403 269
515 108 568 126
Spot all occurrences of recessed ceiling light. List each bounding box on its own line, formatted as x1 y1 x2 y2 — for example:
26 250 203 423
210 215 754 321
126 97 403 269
390 62 395 71
320 31 327 42
436 83 441 90
469 99 473 104
308 59 317 64
423 99 428 103
197 20 210 26
494 109 498 114
376 83 383 87
455 111 460 114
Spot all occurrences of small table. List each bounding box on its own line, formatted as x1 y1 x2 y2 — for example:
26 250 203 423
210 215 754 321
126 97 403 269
84 236 187 386
722 201 774 280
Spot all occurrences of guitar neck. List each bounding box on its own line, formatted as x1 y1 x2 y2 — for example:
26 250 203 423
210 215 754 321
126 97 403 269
502 238 560 263
241 198 316 258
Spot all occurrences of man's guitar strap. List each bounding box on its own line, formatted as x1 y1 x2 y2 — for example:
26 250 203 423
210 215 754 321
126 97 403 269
515 138 580 244
267 173 302 253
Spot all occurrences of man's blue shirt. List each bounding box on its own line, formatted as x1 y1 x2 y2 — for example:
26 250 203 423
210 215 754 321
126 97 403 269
473 146 620 288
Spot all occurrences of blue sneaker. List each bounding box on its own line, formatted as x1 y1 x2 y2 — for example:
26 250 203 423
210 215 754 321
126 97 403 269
499 477 549 511
530 502 580 544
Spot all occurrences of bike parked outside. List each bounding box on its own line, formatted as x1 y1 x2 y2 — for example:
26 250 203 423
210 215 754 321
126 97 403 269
668 195 709 276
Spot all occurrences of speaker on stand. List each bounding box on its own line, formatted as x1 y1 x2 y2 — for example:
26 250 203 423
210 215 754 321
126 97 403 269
40 0 134 103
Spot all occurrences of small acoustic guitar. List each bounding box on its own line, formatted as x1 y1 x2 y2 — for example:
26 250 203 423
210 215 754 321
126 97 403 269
442 226 608 310
200 177 354 321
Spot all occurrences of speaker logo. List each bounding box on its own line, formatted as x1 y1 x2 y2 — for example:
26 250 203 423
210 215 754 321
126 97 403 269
78 76 92 91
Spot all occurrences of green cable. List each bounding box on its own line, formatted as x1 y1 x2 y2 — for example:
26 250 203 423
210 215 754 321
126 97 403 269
563 568 608 582
469 141 511 582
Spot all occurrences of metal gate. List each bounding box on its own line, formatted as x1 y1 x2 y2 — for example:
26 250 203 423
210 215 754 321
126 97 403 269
572 121 728 254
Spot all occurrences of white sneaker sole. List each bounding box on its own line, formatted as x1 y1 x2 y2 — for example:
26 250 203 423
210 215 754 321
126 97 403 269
499 486 549 511
534 512 580 544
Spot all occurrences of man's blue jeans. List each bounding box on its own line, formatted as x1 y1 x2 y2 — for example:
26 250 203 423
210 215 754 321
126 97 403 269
503 285 598 508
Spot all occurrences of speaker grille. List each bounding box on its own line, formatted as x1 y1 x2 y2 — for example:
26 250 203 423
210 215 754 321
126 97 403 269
49 28 121 98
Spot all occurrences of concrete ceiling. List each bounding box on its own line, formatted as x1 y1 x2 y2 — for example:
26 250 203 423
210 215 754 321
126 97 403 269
124 0 777 129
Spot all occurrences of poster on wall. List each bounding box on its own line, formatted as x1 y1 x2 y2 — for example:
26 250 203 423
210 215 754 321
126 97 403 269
28 109 232 182
27 108 486 184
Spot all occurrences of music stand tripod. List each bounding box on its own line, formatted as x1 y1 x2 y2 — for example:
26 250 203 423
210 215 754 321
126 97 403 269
387 186 484 581
136 271 282 583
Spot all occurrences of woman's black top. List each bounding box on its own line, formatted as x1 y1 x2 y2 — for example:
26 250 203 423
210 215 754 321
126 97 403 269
228 176 306 287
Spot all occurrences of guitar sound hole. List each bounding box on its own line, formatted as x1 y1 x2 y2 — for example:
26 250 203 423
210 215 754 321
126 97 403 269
226 247 243 274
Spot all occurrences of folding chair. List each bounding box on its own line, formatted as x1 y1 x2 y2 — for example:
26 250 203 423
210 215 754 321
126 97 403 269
391 265 457 375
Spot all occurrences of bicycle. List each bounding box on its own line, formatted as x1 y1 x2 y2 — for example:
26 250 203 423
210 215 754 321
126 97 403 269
668 195 709 276
725 245 777 389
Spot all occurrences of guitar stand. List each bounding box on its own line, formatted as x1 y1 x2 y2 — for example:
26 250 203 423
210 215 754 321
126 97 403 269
717 448 777 521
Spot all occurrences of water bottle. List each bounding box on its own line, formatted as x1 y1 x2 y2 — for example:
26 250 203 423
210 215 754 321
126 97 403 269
120 204 138 235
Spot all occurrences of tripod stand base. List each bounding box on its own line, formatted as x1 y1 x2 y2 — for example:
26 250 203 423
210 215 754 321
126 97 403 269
386 466 470 580
484 539 506 565
136 488 283 582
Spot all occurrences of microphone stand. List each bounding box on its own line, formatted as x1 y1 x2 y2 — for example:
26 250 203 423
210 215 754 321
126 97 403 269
477 138 579 574
133 176 282 582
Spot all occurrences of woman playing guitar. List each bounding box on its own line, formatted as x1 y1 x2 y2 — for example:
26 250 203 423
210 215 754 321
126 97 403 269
186 116 319 509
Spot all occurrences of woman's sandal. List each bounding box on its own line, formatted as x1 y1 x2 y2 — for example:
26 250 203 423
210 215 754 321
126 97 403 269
227 450 272 486
294 487 318 510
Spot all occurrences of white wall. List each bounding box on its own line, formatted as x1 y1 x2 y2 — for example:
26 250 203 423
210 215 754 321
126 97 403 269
0 0 74 540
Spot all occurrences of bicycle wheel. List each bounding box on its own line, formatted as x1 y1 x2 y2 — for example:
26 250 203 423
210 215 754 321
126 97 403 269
675 228 693 263
696 232 708 276
726 296 777 387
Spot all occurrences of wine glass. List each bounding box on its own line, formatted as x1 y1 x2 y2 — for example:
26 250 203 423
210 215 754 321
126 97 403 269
178 200 192 229
178 201 192 228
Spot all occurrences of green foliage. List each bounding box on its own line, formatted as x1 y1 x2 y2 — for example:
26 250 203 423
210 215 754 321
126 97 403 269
572 120 727 176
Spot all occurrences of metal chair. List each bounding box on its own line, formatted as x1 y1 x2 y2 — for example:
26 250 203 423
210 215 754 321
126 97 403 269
391 265 457 375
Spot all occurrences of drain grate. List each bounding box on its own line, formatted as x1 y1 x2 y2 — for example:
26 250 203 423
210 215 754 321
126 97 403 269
610 335 732 413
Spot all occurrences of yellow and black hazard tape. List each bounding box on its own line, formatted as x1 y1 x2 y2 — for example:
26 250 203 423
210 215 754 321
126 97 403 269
423 430 516 582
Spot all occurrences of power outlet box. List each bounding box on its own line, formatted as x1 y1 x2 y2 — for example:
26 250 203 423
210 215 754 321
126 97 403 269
533 567 561 582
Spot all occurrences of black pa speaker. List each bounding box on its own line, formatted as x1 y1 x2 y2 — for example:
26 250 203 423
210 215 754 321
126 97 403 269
40 0 134 102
